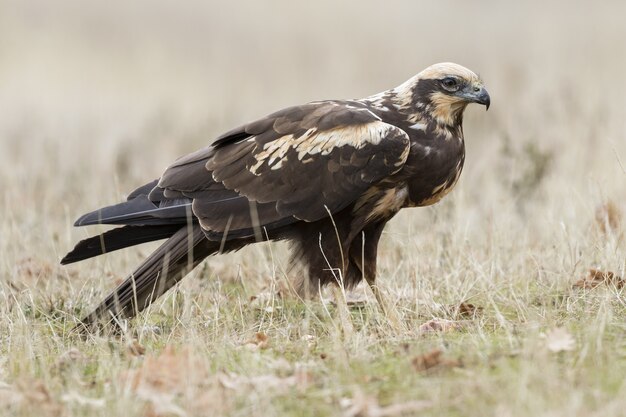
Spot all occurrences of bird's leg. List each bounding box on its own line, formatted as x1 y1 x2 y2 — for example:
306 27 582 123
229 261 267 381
350 224 403 330
293 228 355 336
362 264 402 330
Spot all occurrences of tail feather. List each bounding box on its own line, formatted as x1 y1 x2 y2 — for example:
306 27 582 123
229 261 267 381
78 225 215 328
74 194 193 227
61 224 182 265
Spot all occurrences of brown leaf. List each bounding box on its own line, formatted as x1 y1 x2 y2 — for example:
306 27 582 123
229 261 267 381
121 345 208 394
127 339 146 357
411 349 443 371
595 201 622 234
244 332 270 350
411 349 462 372
573 269 624 290
447 302 483 318
255 332 268 344
418 319 464 334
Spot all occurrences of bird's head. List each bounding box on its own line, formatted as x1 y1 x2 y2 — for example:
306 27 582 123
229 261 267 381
394 62 490 127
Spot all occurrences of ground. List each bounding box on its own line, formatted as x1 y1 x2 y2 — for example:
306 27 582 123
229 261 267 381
1 1 625 416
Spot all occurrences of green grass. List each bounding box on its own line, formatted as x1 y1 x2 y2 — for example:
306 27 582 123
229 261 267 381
2 265 625 416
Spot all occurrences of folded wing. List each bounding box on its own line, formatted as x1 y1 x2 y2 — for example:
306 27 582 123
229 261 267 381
157 101 411 240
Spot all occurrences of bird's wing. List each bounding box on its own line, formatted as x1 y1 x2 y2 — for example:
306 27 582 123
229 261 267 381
156 101 410 239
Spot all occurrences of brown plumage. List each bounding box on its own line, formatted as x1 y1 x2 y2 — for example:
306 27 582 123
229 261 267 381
62 62 490 329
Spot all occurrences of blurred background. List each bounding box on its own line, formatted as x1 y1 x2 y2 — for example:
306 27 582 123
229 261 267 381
1 0 625 283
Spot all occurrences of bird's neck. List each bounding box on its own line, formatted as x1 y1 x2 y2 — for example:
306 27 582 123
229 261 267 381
363 87 466 142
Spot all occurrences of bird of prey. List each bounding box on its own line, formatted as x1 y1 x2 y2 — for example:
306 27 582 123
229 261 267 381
62 62 490 328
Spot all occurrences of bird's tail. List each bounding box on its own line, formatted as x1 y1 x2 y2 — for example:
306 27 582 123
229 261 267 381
60 224 183 265
77 224 216 330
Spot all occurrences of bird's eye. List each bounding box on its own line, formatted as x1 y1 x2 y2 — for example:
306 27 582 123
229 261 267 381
441 77 459 90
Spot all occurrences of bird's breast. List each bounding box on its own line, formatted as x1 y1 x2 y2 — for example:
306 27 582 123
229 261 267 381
353 184 410 222
402 137 465 207
415 169 461 206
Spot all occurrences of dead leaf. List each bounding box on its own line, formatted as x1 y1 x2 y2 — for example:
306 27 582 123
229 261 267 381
121 345 208 394
545 327 575 353
595 201 622 234
243 332 270 350
127 339 146 357
573 269 624 289
418 319 464 334
411 349 461 372
446 302 483 318
411 349 443 371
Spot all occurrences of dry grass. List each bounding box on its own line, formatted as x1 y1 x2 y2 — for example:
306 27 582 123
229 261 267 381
1 1 626 416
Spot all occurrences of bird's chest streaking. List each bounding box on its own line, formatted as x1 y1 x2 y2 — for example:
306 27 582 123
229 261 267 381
399 125 466 207
349 115 466 224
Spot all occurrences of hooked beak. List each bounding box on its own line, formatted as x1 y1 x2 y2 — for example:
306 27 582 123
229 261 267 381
471 86 490 110
460 85 491 110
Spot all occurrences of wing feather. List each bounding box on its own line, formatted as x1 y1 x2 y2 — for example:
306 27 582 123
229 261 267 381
157 101 410 239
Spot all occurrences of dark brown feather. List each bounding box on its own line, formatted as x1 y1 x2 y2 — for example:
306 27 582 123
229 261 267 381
61 224 181 264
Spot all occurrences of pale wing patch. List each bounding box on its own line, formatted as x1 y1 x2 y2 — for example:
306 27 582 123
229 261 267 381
250 121 397 175
408 122 427 131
